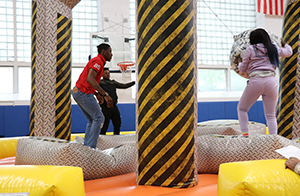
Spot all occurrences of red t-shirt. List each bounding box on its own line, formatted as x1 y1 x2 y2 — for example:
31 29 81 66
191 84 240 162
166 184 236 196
75 54 106 94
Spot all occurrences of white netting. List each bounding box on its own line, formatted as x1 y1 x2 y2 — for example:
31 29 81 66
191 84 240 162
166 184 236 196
117 61 135 80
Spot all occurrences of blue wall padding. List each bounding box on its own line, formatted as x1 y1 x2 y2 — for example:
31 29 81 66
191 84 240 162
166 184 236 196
198 101 266 124
197 102 209 122
208 102 226 120
115 103 136 132
71 105 88 133
225 102 239 119
4 106 29 137
1 101 266 137
70 104 136 133
0 107 4 137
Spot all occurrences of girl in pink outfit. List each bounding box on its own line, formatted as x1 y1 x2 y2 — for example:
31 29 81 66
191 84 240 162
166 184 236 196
235 28 293 136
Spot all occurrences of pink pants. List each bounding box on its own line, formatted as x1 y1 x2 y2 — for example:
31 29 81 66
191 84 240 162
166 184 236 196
237 76 278 135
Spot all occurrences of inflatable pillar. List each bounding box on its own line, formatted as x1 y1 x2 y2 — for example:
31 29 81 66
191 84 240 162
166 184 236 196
137 0 198 188
277 0 300 139
30 0 80 140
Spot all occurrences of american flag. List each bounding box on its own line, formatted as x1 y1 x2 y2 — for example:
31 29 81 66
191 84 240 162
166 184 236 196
257 0 284 16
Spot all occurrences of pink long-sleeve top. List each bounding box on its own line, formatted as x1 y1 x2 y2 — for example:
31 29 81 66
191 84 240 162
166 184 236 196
238 43 293 74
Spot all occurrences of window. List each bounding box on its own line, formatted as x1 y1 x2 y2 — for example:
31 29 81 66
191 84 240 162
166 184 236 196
129 0 135 34
71 67 84 90
72 0 98 64
0 0 14 62
0 67 13 93
16 0 31 62
129 0 136 61
18 67 30 94
0 0 99 94
198 69 226 91
197 0 255 91
129 0 255 92
0 0 255 95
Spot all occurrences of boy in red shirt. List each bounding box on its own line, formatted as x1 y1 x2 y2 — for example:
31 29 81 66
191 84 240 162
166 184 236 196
72 43 113 148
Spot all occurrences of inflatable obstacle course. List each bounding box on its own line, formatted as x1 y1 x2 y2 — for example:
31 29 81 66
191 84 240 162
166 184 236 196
1 129 300 195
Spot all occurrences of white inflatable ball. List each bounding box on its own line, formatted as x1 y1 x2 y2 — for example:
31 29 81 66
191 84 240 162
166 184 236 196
230 28 282 79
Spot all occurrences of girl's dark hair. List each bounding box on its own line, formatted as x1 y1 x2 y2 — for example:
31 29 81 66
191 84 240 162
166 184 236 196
250 28 279 66
97 43 111 54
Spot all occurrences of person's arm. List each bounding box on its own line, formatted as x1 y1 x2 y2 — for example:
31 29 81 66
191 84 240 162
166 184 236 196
238 46 252 73
87 68 113 107
114 80 135 89
233 54 242 72
285 157 300 174
278 40 293 57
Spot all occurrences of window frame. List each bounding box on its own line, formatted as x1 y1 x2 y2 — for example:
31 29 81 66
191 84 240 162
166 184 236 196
1 0 261 101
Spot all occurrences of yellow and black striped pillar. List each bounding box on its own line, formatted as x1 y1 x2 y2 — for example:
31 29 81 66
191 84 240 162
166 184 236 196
137 0 197 188
55 14 72 139
30 0 79 140
30 1 37 136
276 0 300 139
